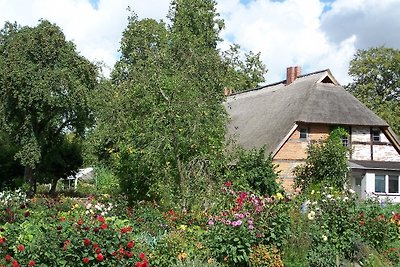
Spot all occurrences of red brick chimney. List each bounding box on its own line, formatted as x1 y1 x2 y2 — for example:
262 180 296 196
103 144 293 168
286 66 301 85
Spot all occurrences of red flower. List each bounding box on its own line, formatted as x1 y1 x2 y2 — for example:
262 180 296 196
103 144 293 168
5 254 12 261
60 217 66 222
119 247 125 254
95 247 102 254
96 253 104 261
139 252 146 261
359 220 365 226
125 251 133 258
63 240 70 251
84 238 91 246
112 251 117 256
224 181 232 187
97 215 105 223
12 260 19 267
127 241 135 249
17 244 24 252
100 223 107 230
82 257 90 264
28 260 36 266
77 219 84 225
0 237 5 243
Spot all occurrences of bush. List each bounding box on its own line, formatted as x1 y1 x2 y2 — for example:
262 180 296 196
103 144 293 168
226 147 281 196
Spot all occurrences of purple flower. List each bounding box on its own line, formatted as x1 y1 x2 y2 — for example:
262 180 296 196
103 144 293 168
247 219 253 225
248 224 254 230
231 220 242 227
236 213 244 219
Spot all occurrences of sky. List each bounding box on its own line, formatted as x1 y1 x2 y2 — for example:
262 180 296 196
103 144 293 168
1 0 400 85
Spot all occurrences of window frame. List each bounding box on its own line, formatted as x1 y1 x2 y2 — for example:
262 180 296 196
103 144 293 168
374 174 400 195
372 128 381 142
299 128 308 140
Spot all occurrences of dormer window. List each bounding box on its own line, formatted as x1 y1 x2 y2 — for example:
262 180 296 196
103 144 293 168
299 128 308 140
372 129 381 142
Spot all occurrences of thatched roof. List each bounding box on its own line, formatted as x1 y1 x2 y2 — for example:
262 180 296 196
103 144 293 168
224 69 388 156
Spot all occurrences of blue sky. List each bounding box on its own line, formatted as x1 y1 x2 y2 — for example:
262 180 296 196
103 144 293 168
1 0 399 84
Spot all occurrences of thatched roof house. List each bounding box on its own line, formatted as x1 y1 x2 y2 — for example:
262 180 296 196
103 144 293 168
225 67 400 202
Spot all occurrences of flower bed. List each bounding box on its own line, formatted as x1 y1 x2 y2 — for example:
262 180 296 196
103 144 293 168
0 185 399 266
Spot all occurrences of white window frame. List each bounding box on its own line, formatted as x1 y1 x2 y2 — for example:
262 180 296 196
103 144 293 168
299 128 308 140
372 128 381 142
374 174 400 195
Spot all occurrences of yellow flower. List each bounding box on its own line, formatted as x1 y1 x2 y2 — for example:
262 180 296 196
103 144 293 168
177 252 188 260
308 211 316 220
179 224 187 231
275 192 284 200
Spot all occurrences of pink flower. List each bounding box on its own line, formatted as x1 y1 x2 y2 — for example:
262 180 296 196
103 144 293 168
208 220 214 226
236 213 244 219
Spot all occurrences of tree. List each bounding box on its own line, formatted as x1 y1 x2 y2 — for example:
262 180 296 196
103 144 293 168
347 46 400 135
293 128 349 191
89 0 266 205
0 20 98 194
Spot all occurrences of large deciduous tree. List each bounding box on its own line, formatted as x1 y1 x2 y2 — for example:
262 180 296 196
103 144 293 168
347 46 400 135
0 20 98 194
89 0 267 206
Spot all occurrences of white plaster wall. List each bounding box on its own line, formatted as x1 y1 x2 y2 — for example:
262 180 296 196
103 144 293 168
380 132 389 143
373 145 400 161
364 172 375 195
352 127 370 142
351 144 371 160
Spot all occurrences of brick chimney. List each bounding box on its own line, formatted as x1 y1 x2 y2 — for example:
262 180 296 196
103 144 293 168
286 66 301 85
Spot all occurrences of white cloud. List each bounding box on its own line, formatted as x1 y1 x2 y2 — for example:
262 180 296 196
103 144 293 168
0 0 399 85
0 0 170 76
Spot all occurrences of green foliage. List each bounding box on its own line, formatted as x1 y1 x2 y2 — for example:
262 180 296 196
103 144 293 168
0 130 23 189
93 166 120 195
293 128 349 190
36 134 84 194
88 0 266 206
226 147 280 196
222 44 267 92
0 20 98 192
347 46 400 135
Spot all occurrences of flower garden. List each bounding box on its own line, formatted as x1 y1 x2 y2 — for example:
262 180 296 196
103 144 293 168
0 185 399 267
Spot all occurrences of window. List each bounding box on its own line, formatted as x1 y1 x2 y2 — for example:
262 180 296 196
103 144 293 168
375 175 385 193
374 174 400 194
299 128 308 139
372 129 381 142
389 175 399 193
341 135 349 147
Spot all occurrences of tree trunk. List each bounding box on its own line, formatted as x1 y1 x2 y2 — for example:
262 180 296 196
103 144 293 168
49 178 59 196
24 166 34 197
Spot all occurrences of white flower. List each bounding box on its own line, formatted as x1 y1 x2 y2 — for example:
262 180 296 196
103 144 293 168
349 189 355 194
322 235 328 241
86 203 92 209
308 211 316 220
311 190 315 195
326 194 332 199
343 197 349 202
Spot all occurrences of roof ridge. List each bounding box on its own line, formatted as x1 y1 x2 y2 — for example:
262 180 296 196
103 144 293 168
229 69 329 96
